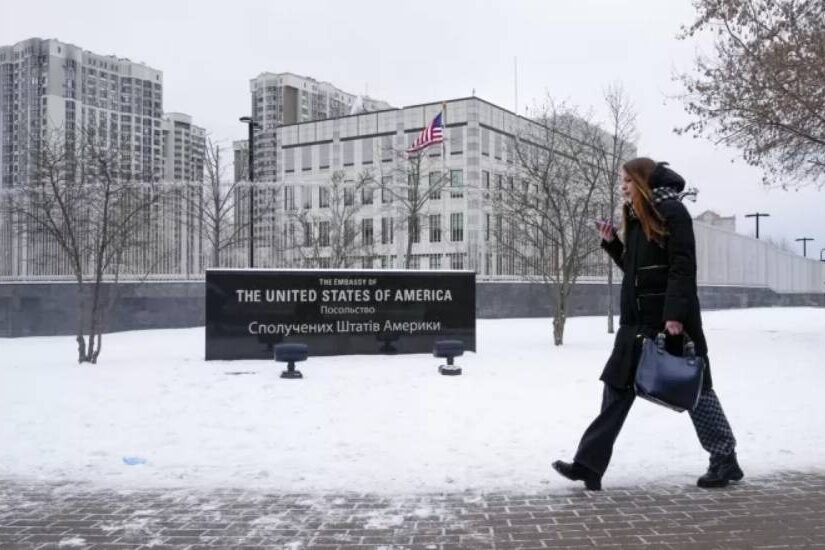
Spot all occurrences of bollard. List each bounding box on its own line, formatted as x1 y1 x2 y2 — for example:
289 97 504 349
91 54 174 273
433 339 464 376
274 343 308 379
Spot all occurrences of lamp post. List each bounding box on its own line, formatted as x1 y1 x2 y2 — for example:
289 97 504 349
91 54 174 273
744 212 770 239
795 237 813 258
239 116 261 268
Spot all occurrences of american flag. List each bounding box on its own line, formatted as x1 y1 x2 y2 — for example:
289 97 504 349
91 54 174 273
407 112 444 154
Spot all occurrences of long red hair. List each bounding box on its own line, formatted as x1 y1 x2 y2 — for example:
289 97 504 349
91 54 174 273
622 157 667 244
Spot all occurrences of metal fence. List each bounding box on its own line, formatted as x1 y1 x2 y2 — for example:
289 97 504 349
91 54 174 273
1 185 823 293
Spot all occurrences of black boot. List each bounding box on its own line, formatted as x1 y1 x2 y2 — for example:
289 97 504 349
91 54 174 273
552 460 602 491
697 452 744 488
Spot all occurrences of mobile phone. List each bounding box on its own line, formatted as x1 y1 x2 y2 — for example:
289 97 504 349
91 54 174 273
594 219 612 231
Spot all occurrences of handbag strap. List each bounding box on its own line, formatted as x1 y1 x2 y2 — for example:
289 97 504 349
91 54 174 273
655 332 697 358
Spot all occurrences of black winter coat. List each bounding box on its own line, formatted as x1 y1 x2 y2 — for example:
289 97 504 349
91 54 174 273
600 199 712 390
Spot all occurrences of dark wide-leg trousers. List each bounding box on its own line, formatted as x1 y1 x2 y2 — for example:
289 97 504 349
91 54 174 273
573 379 737 477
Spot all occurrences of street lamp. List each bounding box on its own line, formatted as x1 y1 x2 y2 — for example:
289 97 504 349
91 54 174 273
795 237 813 258
745 212 770 239
239 116 261 268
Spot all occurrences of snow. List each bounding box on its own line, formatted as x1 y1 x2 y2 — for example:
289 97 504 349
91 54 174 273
1 307 823 493
58 538 87 548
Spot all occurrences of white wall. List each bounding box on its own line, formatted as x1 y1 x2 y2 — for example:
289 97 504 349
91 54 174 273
694 221 825 293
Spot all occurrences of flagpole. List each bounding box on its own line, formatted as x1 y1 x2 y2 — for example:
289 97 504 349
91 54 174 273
442 101 447 198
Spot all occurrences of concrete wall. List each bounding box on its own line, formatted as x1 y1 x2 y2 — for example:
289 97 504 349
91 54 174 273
694 221 825 293
1 280 822 337
0 282 204 337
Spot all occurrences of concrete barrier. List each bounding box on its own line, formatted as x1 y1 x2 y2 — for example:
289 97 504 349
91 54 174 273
1 280 821 337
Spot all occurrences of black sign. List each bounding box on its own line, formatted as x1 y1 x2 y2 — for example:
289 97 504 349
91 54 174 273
205 269 475 360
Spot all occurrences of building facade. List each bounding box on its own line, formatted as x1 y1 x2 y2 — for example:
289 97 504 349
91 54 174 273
247 96 569 276
0 37 164 189
695 210 736 233
161 112 205 182
248 72 392 182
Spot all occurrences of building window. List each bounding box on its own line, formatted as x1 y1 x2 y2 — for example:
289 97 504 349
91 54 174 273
343 140 354 166
496 174 503 200
450 127 463 155
303 221 313 246
344 219 355 244
429 171 441 200
429 254 442 270
284 222 296 248
319 221 330 247
483 170 490 199
481 128 490 156
449 253 465 270
481 212 490 243
381 217 394 244
450 212 463 242
410 215 421 244
362 185 373 205
382 135 393 163
344 185 355 206
284 185 295 210
319 142 331 169
429 214 441 243
494 133 502 160
381 176 393 204
362 218 373 245
408 174 419 204
319 186 330 208
361 137 373 165
302 186 312 209
284 148 295 173
302 145 312 171
450 169 463 199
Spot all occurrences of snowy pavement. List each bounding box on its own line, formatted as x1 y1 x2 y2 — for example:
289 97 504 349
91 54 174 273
1 308 824 494
1 472 825 549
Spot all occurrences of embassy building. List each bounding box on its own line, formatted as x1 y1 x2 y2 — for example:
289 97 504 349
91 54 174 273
244 96 605 278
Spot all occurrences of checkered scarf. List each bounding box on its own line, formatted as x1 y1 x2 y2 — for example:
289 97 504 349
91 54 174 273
627 188 681 220
652 187 681 204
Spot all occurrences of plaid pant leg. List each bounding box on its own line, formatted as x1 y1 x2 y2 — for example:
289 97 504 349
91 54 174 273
688 388 736 460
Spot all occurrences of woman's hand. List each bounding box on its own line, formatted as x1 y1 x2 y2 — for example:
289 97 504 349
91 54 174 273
596 220 615 242
665 320 683 336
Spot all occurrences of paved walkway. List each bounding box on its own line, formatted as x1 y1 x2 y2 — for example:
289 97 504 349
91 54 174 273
1 471 824 549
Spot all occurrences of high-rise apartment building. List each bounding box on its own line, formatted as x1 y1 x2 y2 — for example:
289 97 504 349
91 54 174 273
248 72 392 181
0 37 164 188
161 112 205 182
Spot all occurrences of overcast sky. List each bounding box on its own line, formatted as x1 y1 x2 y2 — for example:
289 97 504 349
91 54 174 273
3 0 823 257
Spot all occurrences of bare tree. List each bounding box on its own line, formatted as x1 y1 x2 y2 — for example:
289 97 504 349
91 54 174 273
3 127 161 363
496 99 609 345
596 83 638 334
287 169 376 268
178 138 248 268
677 0 825 189
379 147 452 268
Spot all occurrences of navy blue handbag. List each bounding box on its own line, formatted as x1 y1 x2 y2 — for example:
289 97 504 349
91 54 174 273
634 333 704 413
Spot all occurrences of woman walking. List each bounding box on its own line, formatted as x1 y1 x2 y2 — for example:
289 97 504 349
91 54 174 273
552 158 743 491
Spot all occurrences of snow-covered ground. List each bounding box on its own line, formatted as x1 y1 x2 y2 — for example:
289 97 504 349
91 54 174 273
1 308 823 493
